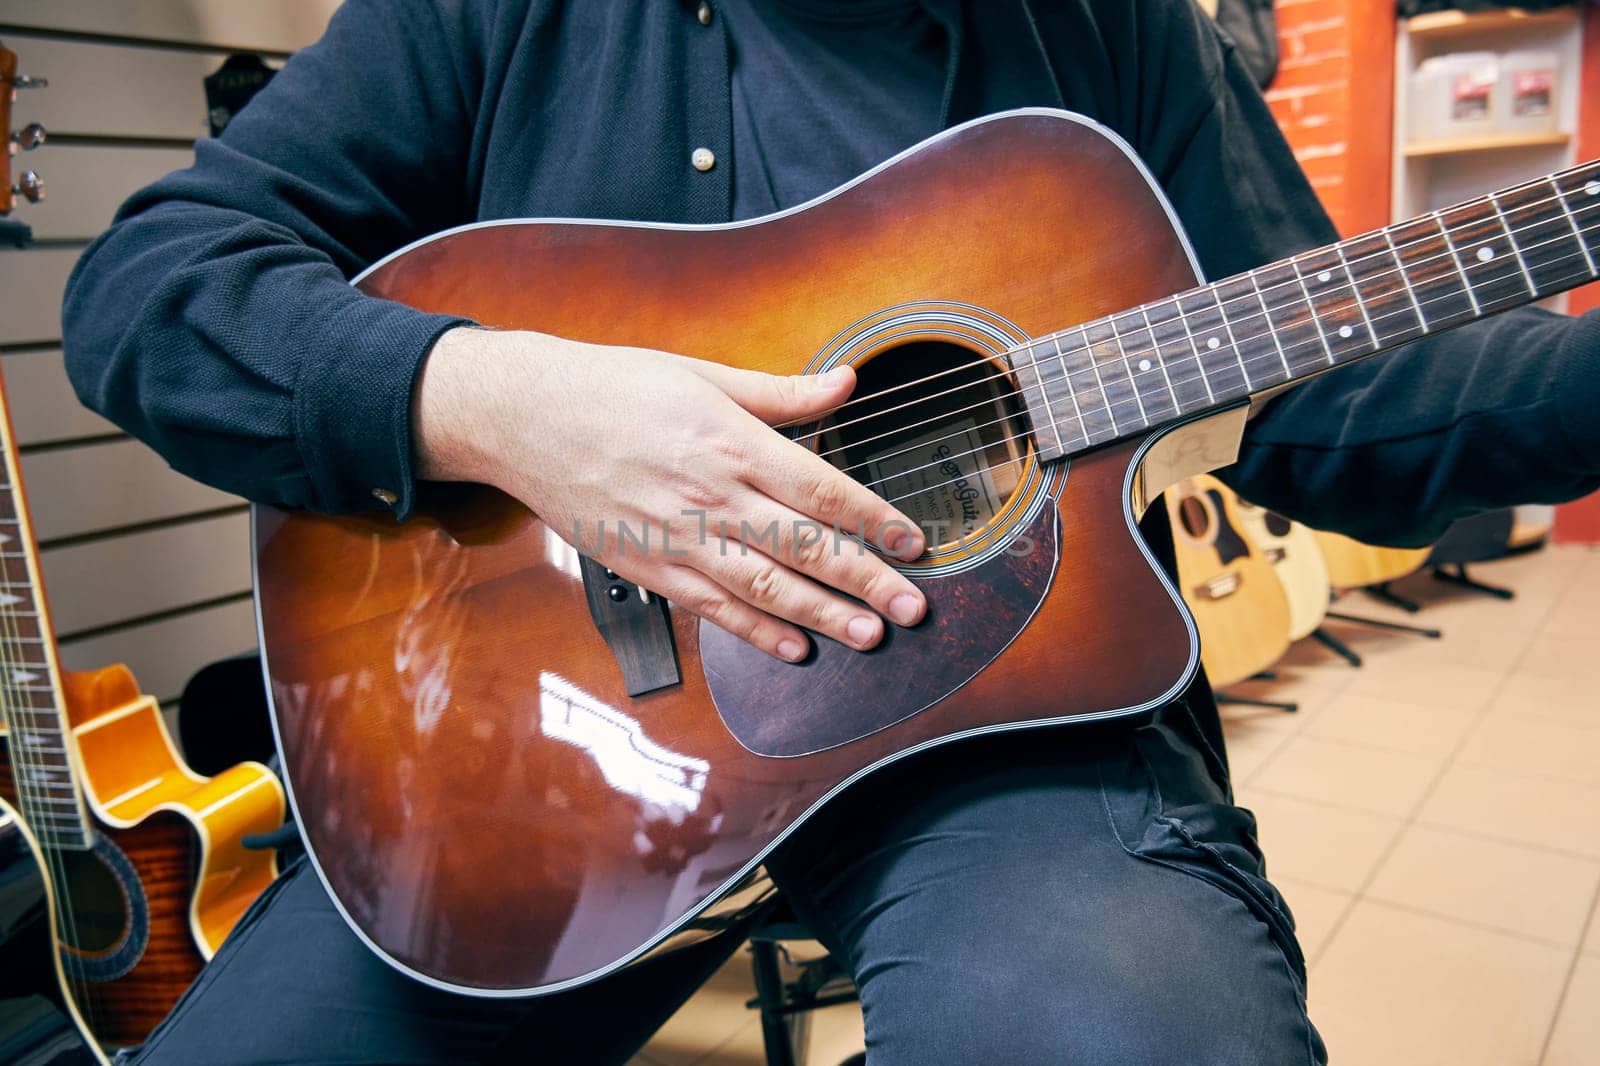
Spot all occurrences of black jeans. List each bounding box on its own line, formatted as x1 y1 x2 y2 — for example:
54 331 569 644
121 715 1324 1064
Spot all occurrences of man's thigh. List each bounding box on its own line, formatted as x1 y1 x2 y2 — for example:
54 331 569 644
767 722 1325 1066
123 857 743 1065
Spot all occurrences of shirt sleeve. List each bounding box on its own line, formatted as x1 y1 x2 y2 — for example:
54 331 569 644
1122 0 1600 546
61 0 482 519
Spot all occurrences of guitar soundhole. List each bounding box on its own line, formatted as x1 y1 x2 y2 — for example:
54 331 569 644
816 341 1027 551
57 837 149 981
1177 495 1212 539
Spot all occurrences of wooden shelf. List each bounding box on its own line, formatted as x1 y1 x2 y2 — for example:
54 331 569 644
1406 7 1578 41
1403 130 1571 158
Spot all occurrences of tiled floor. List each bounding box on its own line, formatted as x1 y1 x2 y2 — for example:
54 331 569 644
631 544 1600 1066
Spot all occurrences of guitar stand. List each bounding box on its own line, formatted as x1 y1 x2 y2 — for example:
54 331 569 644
1361 581 1421 613
1324 610 1443 640
1430 563 1515 601
1217 693 1299 714
1309 627 1363 667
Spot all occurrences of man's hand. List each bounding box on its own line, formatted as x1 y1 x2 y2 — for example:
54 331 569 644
414 327 927 662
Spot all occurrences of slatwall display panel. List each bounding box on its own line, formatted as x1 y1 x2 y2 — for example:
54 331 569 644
0 7 339 727
0 1 340 55
22 145 193 241
1 350 114 445
40 511 250 637
1 37 224 140
56 596 256 706
19 439 235 543
0 248 78 344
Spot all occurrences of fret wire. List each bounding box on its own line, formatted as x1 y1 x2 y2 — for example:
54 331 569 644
1380 229 1430 332
1105 319 1149 425
1079 326 1120 434
1048 334 1091 446
1487 193 1537 296
1332 244 1381 347
1168 298 1216 404
1138 308 1182 410
1211 288 1254 389
1431 210 1482 315
1019 344 1066 454
1245 269 1293 377
1288 256 1336 366
1550 178 1599 275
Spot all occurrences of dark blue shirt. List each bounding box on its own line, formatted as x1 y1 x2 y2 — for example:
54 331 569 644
60 0 1600 543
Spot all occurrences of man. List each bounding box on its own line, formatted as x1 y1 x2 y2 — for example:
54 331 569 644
61 1 1600 1062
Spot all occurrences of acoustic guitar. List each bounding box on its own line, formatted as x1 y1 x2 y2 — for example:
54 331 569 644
1165 476 1291 688
1312 529 1431 590
1233 497 1331 641
252 109 1600 996
0 796 100 1064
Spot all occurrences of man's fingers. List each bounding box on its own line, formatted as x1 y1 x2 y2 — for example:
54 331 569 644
694 546 889 652
650 564 812 663
689 359 856 426
719 494 926 628
748 437 926 561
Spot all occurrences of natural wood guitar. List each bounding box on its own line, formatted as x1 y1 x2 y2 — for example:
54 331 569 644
1166 476 1291 688
1234 497 1331 641
0 363 285 1050
1312 529 1431 590
252 109 1600 996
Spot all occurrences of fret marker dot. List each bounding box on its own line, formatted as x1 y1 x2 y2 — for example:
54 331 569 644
1207 337 1220 350
1339 325 1354 339
1477 246 1495 262
1138 358 1152 372
1318 271 1332 283
1586 181 1600 197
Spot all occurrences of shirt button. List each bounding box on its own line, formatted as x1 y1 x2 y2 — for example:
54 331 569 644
691 147 716 172
371 487 399 506
697 2 712 25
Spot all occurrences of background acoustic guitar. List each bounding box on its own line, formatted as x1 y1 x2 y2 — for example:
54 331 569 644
1312 529 1431 590
1166 476 1292 688
0 796 100 1064
1234 497 1331 641
252 109 1600 996
0 57 285 1045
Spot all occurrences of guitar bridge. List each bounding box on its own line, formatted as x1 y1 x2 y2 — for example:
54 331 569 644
578 556 681 696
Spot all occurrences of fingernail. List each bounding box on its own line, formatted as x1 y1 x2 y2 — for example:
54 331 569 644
846 615 879 647
882 525 924 558
778 638 807 662
889 592 923 626
808 367 848 391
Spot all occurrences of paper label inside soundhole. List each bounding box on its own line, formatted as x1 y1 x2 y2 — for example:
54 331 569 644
864 418 1003 545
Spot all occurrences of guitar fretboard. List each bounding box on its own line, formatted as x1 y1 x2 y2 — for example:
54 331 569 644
0 407 91 851
1015 160 1600 459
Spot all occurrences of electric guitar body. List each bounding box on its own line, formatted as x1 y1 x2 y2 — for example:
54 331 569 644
253 108 1600 997
1234 497 1331 640
1165 476 1292 688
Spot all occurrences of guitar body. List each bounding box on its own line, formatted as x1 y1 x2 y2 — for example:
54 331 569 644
255 110 1243 996
1312 529 1430 589
0 798 100 1065
1234 498 1330 640
1164 476 1292 688
0 664 284 1049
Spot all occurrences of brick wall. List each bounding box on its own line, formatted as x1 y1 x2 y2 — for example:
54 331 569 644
1263 0 1395 237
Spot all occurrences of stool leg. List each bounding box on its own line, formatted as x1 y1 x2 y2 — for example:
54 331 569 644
750 941 798 1066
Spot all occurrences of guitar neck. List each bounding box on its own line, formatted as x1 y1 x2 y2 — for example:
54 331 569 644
0 367 91 850
1019 158 1600 461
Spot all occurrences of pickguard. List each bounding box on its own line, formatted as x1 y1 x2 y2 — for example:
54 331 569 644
700 501 1059 758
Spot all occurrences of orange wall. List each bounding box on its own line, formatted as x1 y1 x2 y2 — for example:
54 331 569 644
1264 0 1395 237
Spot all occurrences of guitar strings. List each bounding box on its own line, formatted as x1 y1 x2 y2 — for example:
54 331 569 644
783 173 1600 440
799 215 1600 493
0 449 96 1033
846 233 1600 517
